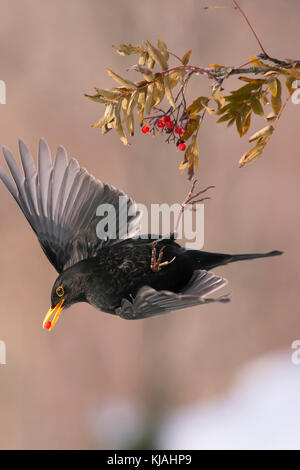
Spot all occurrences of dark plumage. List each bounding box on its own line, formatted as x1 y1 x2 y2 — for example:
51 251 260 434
0 139 282 330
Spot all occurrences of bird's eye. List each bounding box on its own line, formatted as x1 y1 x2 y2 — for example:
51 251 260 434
56 286 64 297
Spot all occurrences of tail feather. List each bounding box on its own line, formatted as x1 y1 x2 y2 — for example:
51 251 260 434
188 249 283 270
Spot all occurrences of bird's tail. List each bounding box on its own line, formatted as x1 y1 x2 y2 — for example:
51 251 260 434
187 249 283 270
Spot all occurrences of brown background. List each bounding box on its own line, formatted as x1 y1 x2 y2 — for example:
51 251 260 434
0 0 299 449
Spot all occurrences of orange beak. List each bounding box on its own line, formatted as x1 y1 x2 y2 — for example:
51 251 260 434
43 299 65 331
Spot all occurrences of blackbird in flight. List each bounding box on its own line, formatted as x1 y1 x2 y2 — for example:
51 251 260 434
0 139 282 331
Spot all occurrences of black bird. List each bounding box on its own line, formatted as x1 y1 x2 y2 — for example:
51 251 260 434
0 139 282 331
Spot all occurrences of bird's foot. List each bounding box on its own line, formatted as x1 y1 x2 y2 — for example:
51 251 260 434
150 241 176 273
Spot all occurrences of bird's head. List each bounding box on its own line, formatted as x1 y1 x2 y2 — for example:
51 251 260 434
43 272 86 331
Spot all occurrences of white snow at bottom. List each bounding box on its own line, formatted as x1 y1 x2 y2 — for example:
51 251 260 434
157 351 300 450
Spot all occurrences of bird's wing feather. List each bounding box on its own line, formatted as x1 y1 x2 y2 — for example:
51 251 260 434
0 139 141 272
117 270 230 319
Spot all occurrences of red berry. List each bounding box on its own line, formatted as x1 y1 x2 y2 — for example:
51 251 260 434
157 120 165 128
178 143 186 151
175 126 184 135
165 121 174 130
162 115 171 123
44 321 52 330
141 125 150 134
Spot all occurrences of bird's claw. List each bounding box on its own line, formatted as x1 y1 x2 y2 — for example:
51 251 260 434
150 241 176 273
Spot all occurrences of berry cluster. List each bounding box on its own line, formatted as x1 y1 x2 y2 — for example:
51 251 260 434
141 114 186 151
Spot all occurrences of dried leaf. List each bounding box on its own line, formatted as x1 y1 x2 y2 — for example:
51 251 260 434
144 83 154 116
84 94 108 104
145 40 168 71
268 77 278 97
147 55 155 69
152 78 165 107
113 44 145 56
91 104 114 128
270 78 282 113
115 105 130 146
128 64 154 80
249 125 274 143
126 90 139 116
139 52 148 66
163 75 176 108
266 111 277 121
137 89 146 125
106 68 136 89
212 89 225 109
239 135 270 168
286 76 295 93
239 143 264 167
241 111 251 136
185 135 199 179
187 96 209 115
239 77 266 85
182 116 200 141
92 88 123 100
124 110 134 136
182 50 192 66
249 55 265 67
157 40 169 62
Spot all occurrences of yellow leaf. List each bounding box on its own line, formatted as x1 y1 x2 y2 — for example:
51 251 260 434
239 145 263 167
144 83 154 116
212 89 225 109
270 79 282 113
124 110 134 136
137 89 146 125
163 75 176 108
106 68 136 89
113 44 145 56
147 55 155 69
268 77 278 97
152 78 165 107
187 96 209 115
209 63 224 69
249 125 274 143
157 40 169 62
126 90 139 116
182 50 192 66
84 94 107 104
115 107 130 146
249 55 264 67
178 161 188 170
93 88 123 100
266 111 277 121
241 111 251 136
286 76 295 93
145 40 168 71
139 52 148 66
182 116 200 141
91 104 114 128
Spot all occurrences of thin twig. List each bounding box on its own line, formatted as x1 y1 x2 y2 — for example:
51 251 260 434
175 181 214 232
233 0 268 56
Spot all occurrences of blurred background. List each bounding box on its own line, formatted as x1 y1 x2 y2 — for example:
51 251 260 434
0 0 299 450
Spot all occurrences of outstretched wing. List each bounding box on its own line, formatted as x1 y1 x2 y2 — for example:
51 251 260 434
0 139 141 273
117 270 230 319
